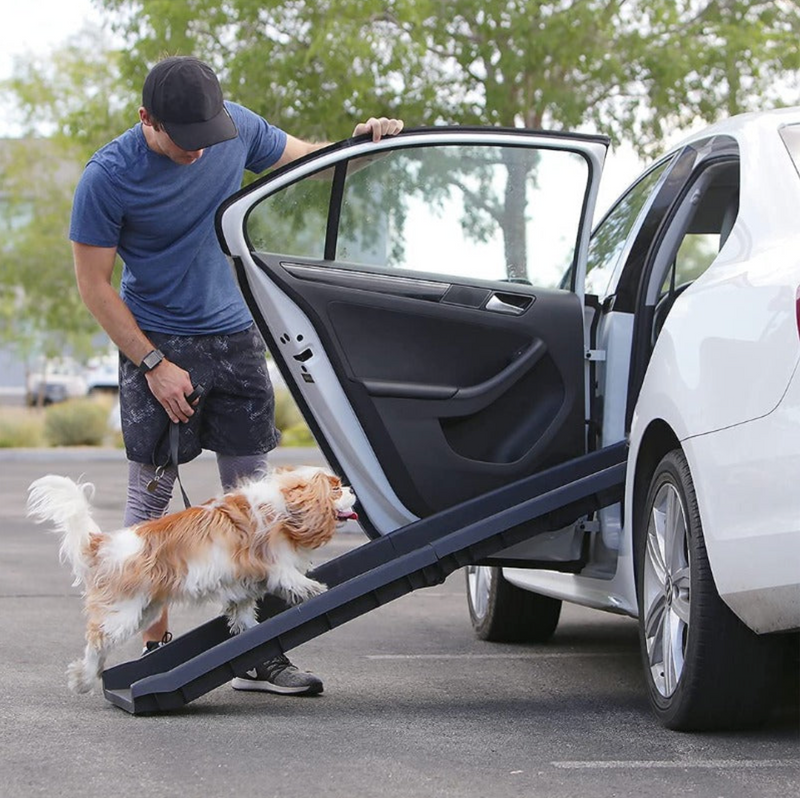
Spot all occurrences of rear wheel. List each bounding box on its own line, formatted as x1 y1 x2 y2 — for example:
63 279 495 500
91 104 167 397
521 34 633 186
636 449 780 730
466 565 561 643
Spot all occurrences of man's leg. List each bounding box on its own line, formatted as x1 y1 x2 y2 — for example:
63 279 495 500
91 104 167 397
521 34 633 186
216 452 324 696
118 330 205 654
204 328 322 695
215 452 267 492
124 460 176 652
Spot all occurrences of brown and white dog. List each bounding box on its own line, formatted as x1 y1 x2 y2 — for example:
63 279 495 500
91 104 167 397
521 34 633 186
26 466 357 693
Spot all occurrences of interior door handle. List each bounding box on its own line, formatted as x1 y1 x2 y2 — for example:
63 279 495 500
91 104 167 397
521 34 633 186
485 293 533 315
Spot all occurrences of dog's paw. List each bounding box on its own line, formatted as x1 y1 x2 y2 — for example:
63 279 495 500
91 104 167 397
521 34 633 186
282 577 327 605
227 616 256 636
66 659 96 694
224 600 258 636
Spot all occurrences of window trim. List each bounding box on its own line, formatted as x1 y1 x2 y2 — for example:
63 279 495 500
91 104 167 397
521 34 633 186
623 138 740 430
586 155 676 301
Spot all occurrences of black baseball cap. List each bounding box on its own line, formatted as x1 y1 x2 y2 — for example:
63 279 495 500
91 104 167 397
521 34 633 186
142 56 238 150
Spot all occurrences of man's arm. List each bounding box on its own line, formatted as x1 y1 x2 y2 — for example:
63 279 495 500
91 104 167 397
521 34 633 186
72 242 196 423
271 117 404 169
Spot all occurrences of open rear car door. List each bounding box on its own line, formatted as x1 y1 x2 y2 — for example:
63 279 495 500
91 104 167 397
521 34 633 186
217 128 608 537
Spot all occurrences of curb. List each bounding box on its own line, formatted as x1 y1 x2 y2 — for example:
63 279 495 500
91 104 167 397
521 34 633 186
0 446 327 463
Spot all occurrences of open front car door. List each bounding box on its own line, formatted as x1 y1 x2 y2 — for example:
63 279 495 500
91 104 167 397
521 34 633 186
217 128 608 537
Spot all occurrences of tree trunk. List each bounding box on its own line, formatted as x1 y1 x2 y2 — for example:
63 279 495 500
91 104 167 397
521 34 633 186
500 150 533 282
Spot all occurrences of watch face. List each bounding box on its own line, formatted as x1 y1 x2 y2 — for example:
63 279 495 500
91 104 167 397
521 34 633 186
142 350 163 371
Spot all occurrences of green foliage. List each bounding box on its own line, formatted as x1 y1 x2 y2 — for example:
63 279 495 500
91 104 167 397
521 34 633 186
0 28 127 364
273 387 315 447
273 386 305 430
280 423 317 447
0 409 45 448
44 398 111 446
95 0 800 154
100 0 422 142
0 138 99 361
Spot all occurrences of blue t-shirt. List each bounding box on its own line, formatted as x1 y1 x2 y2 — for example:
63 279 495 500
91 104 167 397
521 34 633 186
69 102 287 335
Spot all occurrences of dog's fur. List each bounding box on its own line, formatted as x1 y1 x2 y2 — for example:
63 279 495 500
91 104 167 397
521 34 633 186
26 466 356 693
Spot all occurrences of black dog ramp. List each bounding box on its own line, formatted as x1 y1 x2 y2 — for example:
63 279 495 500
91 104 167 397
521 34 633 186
102 443 627 714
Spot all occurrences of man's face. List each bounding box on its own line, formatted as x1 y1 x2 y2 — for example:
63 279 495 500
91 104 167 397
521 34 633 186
139 107 204 165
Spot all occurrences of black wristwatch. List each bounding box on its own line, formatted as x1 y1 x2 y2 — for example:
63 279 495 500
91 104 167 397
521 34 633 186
138 348 165 374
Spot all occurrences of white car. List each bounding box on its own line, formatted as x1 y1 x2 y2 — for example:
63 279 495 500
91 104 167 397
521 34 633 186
25 357 87 405
83 352 119 394
217 111 800 730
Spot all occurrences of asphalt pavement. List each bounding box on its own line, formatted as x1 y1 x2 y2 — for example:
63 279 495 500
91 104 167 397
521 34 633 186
1 448 798 798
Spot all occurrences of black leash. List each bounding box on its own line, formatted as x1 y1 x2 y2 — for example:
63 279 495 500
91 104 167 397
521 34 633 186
168 421 193 509
147 385 204 509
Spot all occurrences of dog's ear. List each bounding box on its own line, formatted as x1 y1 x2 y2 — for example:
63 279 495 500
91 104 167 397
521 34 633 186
280 471 339 548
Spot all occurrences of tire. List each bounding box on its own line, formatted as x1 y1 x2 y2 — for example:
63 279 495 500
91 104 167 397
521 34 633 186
465 565 561 643
635 449 781 730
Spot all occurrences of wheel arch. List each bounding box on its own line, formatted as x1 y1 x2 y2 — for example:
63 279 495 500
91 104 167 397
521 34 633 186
631 419 681 558
630 419 726 605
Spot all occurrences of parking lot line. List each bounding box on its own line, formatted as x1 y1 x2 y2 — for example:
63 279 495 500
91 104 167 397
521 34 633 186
366 652 628 660
551 759 800 769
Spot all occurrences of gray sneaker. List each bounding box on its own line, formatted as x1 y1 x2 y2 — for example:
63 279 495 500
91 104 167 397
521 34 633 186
141 631 173 657
231 653 324 695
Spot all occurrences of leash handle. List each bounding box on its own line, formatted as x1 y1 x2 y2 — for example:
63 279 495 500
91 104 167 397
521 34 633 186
185 385 204 405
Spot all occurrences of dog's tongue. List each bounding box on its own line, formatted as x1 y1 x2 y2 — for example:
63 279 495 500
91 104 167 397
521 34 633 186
337 510 358 521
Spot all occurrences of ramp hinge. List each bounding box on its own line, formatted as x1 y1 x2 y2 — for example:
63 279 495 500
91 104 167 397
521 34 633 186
577 520 601 533
585 349 606 362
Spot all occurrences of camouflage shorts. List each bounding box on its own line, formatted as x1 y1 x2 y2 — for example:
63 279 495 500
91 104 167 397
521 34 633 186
119 325 279 465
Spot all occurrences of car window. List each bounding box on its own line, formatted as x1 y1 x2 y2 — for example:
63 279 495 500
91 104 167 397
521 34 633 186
654 160 739 302
246 143 592 291
647 158 739 346
660 233 720 295
585 160 672 297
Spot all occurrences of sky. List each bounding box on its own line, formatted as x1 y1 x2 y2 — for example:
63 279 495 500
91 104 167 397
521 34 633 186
0 0 645 215
0 0 100 83
0 0 101 137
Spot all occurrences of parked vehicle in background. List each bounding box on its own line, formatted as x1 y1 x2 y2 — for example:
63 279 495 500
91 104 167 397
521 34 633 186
25 357 87 406
216 111 800 731
84 352 119 395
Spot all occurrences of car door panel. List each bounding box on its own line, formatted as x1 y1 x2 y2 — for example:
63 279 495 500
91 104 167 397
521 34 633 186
219 128 608 532
252 252 585 518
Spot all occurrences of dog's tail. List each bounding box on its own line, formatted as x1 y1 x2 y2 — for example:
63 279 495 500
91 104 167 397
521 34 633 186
27 475 101 586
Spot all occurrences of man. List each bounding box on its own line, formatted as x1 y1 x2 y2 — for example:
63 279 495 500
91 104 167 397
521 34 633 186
69 55 403 695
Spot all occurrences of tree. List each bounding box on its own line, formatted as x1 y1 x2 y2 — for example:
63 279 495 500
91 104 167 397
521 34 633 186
96 0 800 151
92 0 800 278
3 0 799 333
0 29 126 369
0 138 96 369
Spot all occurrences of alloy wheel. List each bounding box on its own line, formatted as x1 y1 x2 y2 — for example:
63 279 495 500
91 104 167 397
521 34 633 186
642 481 691 697
466 564 493 621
